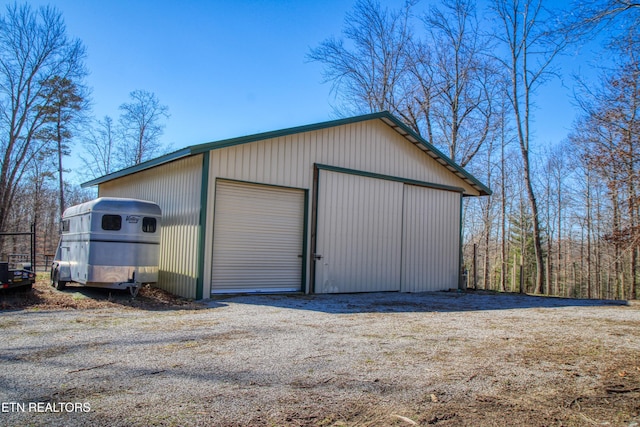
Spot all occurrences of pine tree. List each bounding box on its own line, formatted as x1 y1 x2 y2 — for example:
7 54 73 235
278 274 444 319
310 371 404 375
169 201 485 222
37 76 85 219
507 208 542 293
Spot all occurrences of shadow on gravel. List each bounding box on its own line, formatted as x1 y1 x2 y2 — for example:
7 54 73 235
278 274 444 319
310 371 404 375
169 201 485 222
208 290 630 314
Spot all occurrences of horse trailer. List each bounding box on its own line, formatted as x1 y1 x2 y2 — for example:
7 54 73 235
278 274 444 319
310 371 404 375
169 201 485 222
51 197 161 295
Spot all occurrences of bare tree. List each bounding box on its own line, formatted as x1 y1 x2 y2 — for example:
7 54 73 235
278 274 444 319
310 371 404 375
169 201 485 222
117 90 169 167
310 0 498 171
566 0 640 38
543 143 571 296
0 3 85 241
80 115 116 179
420 0 498 167
491 0 569 294
402 39 436 139
570 31 640 300
308 0 415 117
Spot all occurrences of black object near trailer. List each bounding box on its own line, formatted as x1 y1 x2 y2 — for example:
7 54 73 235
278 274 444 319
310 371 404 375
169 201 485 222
0 262 35 292
0 225 36 292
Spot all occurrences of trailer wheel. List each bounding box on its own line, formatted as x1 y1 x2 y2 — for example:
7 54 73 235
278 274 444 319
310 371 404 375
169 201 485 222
51 268 67 291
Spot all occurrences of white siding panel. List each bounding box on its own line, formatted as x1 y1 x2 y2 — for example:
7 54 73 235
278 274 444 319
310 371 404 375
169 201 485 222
315 171 403 293
99 155 203 299
401 185 461 292
211 180 304 293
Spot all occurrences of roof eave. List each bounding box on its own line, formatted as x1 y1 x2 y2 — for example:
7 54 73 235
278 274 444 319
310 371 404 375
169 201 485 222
80 148 192 188
377 113 492 196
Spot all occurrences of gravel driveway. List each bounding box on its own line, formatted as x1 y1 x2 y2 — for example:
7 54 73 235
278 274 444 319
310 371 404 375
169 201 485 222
1 291 639 426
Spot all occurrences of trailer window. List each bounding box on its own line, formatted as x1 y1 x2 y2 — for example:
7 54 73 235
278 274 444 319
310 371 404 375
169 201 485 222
61 220 70 232
142 217 157 233
102 215 122 231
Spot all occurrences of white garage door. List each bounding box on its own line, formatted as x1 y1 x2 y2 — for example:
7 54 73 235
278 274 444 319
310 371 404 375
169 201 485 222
401 185 461 292
211 180 305 293
314 170 403 293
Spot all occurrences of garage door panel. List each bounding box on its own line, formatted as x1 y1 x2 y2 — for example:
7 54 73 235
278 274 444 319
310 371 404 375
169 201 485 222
315 171 403 293
401 185 460 292
211 180 304 293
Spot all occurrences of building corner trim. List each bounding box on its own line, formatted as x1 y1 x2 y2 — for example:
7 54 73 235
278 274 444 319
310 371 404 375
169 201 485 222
196 151 210 300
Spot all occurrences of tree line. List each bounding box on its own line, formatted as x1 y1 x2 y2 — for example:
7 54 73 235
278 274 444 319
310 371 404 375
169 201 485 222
0 4 169 266
2 0 639 301
310 0 640 300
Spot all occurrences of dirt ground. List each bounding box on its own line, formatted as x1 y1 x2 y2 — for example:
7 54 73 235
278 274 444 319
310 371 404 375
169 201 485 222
1 278 639 427
0 274 202 311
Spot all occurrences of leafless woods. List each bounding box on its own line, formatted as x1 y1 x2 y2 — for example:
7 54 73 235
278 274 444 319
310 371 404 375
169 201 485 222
311 0 640 299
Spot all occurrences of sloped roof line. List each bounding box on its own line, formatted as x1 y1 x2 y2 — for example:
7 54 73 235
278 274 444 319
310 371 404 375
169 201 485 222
81 111 491 196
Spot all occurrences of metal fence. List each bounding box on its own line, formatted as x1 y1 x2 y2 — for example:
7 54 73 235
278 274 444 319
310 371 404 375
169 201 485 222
0 224 36 270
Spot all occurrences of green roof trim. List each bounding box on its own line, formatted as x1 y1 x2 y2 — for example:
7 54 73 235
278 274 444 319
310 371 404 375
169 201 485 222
81 147 192 188
81 111 491 196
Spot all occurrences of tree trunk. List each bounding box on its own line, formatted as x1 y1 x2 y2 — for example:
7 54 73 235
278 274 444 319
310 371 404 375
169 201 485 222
522 155 545 294
556 170 562 296
57 111 65 221
586 170 592 299
500 107 507 293
612 182 622 299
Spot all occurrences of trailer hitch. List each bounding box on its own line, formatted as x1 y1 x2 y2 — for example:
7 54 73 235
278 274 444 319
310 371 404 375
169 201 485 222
129 282 141 298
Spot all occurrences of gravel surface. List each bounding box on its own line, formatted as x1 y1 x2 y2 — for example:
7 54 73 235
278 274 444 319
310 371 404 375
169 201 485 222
1 288 639 426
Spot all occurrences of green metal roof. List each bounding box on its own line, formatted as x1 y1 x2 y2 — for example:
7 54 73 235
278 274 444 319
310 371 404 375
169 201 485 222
81 111 491 196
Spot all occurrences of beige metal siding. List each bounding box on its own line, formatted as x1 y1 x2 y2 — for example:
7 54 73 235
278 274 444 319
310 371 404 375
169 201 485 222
206 120 477 193
211 180 304 293
401 185 461 292
204 119 474 294
314 170 403 293
98 155 203 298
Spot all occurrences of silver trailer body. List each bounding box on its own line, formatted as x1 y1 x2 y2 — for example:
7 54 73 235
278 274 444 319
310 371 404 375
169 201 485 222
51 197 161 291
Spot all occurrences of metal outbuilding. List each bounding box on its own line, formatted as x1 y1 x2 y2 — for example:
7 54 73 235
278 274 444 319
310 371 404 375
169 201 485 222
82 112 491 299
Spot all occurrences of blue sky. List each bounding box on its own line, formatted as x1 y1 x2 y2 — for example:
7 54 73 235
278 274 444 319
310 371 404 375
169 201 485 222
2 0 603 183
33 0 355 146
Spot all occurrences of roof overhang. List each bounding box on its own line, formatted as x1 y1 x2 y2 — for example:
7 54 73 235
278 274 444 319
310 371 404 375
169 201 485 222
377 114 491 196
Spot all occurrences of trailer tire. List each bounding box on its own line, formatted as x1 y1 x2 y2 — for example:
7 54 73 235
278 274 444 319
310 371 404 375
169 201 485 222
52 268 67 291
